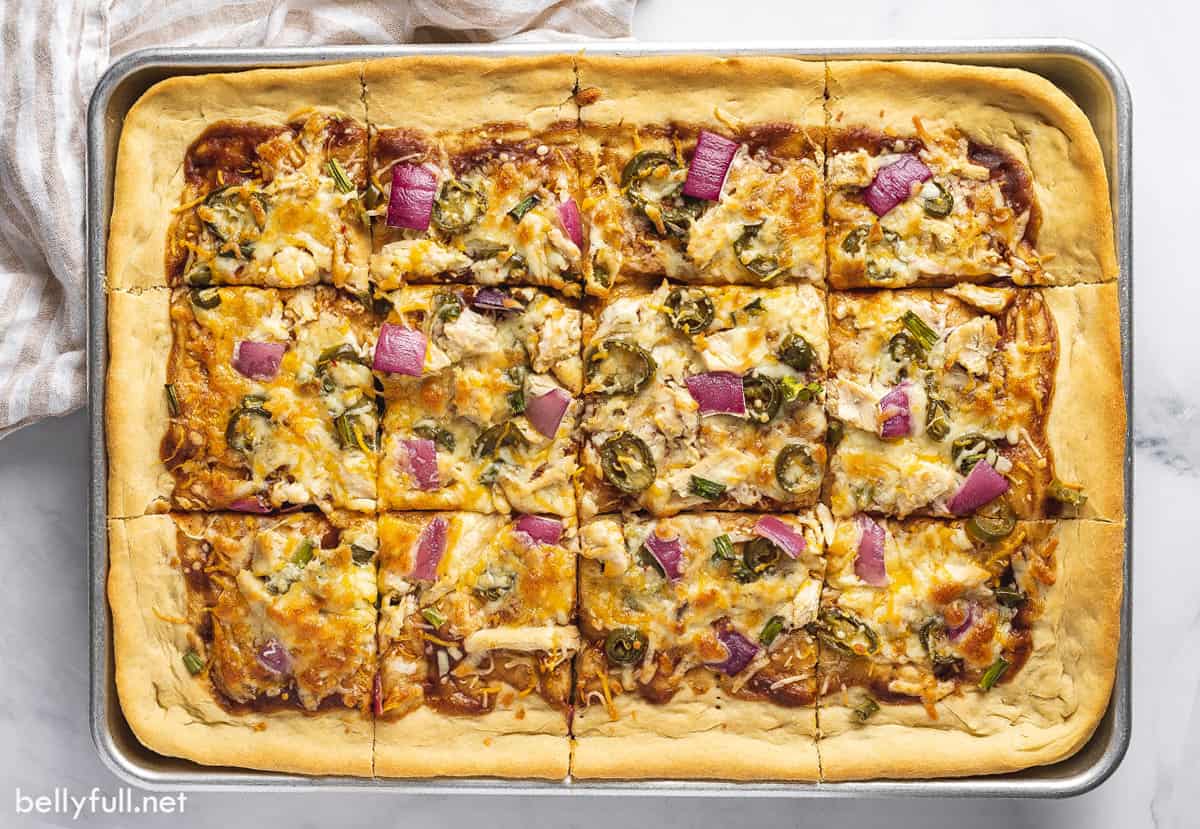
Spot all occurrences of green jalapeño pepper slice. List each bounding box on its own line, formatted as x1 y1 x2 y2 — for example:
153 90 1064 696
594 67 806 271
806 607 880 656
779 333 816 372
200 185 268 252
733 223 781 280
743 372 782 424
951 433 997 475
431 179 486 234
473 420 529 459
925 397 951 441
922 181 954 218
663 286 714 334
775 444 819 495
585 339 656 395
599 432 656 494
1047 478 1088 507
743 537 781 577
621 151 683 204
225 396 271 454
966 499 1017 542
604 627 648 665
919 619 964 680
189 286 221 309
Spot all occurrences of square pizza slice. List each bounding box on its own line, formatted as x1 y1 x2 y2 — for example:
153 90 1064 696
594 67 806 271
825 283 1125 521
365 56 583 295
166 110 372 296
374 512 578 778
576 55 825 295
814 515 1123 780
107 511 378 775
375 285 581 517
107 62 367 292
578 280 828 518
109 286 378 516
826 60 1117 289
573 511 825 780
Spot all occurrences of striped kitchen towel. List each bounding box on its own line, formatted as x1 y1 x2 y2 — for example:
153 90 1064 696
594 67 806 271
0 0 635 438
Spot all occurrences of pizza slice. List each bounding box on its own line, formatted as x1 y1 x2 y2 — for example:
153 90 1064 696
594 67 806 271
108 286 378 516
825 283 1124 521
374 512 578 778
107 62 367 292
365 56 583 294
167 110 371 295
374 284 581 517
573 511 824 780
107 511 377 775
826 60 1117 288
815 515 1123 779
575 55 825 295
578 280 828 518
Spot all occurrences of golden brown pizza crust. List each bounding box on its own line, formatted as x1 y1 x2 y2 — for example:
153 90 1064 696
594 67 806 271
576 53 825 131
374 703 569 780
818 519 1123 780
572 688 818 780
106 290 172 517
364 55 576 133
1044 284 1126 521
107 61 366 291
827 60 1117 285
107 516 374 776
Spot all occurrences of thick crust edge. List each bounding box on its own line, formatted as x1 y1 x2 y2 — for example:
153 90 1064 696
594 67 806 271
818 519 1123 780
572 689 818 780
106 290 172 517
107 516 374 776
1045 283 1126 521
827 59 1117 285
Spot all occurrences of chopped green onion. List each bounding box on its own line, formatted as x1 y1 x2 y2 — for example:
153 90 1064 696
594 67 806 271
854 697 880 722
742 297 766 316
901 310 939 351
827 418 845 446
507 389 526 415
507 194 540 222
291 539 314 567
689 475 726 500
712 534 736 562
421 607 447 628
781 376 822 403
759 615 785 646
478 462 501 485
164 384 180 417
182 650 205 675
326 159 356 194
994 586 1026 608
1047 479 1088 507
350 544 374 566
979 657 1010 691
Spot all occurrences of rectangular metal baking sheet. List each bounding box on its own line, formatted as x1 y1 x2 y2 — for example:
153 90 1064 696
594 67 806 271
87 39 1133 797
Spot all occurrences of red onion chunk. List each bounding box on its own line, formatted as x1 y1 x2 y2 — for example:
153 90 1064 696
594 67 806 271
946 602 977 641
557 198 584 249
229 495 271 514
372 672 384 716
257 639 290 675
471 287 524 314
373 323 426 376
948 460 1010 515
386 163 438 230
644 529 685 582
402 439 439 491
685 371 746 416
708 624 760 675
515 514 564 546
753 516 806 559
232 341 286 381
853 514 888 586
864 154 932 216
878 382 912 439
410 516 448 581
683 130 739 201
526 387 571 438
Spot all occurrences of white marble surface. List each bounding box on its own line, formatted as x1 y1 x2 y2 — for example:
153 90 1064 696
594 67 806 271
2 1 1196 826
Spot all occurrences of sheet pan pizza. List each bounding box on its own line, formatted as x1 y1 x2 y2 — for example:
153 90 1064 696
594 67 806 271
104 54 1125 782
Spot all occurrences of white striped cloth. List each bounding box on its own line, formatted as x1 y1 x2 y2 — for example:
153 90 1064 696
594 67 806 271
0 0 635 438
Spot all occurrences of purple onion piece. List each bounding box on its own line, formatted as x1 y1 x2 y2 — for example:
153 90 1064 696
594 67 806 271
753 516 805 559
257 639 290 675
853 514 888 587
386 163 438 230
864 154 932 216
708 624 760 675
683 130 739 201
685 371 747 417
402 438 439 491
515 514 564 546
232 341 286 381
373 323 426 376
643 529 685 582
947 460 1010 515
410 516 448 581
